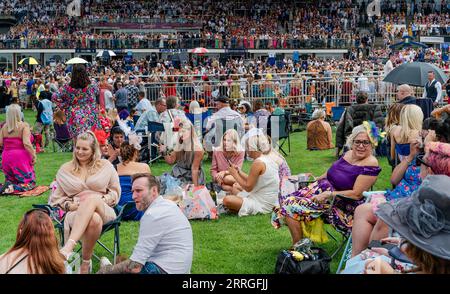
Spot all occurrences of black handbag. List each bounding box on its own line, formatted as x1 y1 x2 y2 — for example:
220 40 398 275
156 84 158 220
275 248 331 274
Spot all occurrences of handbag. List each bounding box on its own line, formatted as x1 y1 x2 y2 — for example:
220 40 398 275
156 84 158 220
275 247 331 274
179 185 219 220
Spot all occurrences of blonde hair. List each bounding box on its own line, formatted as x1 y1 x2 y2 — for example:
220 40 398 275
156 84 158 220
219 129 243 152
71 131 102 174
399 104 423 143
174 118 203 152
345 124 374 149
312 109 326 120
246 133 271 155
107 109 118 125
6 104 22 133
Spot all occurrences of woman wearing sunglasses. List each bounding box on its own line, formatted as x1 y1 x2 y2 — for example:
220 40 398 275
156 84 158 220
0 209 65 274
272 122 381 245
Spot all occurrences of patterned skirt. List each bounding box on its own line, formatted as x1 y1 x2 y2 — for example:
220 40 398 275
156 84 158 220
271 179 364 234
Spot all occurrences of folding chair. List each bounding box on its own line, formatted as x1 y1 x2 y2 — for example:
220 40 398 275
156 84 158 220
267 113 290 156
51 124 73 152
325 191 377 270
138 121 165 164
32 201 135 264
335 191 385 273
331 106 345 123
206 117 244 149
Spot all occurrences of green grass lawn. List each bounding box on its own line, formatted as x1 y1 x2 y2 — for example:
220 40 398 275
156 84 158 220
0 110 391 273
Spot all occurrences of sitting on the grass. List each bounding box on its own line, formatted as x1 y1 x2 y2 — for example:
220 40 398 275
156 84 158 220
272 123 381 245
51 131 121 274
117 141 151 221
222 132 280 216
0 104 36 194
0 209 65 274
211 129 245 193
97 173 193 274
163 118 205 187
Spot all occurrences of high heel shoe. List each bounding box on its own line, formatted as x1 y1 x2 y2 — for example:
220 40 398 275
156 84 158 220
81 259 92 274
60 239 77 261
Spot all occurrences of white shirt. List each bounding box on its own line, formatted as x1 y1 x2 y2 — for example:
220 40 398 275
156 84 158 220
383 60 394 77
422 79 443 103
205 106 242 131
135 98 153 116
130 196 193 274
104 89 114 110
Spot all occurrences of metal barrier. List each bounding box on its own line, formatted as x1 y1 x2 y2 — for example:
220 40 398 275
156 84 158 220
141 74 426 108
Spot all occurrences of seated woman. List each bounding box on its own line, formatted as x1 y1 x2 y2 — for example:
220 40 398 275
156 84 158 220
222 132 280 216
351 120 447 257
211 129 245 193
272 123 381 245
0 104 36 194
163 118 205 186
306 109 334 150
390 105 423 164
117 141 151 221
364 175 450 274
53 109 71 143
0 209 66 274
50 131 121 274
351 141 450 258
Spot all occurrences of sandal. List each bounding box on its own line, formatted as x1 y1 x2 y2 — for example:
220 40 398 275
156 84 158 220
80 259 92 274
60 239 77 261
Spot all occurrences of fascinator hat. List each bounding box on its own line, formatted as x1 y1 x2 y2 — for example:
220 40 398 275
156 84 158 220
376 175 450 260
362 121 386 147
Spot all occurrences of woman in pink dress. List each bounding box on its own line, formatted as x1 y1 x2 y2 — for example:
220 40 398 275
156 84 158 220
0 104 36 194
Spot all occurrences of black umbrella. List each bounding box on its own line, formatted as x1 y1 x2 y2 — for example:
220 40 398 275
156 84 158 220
383 62 448 87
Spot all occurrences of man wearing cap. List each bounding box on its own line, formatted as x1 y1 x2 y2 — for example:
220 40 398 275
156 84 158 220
204 95 243 151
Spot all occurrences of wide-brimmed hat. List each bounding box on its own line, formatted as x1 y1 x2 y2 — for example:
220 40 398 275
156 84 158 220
376 175 450 260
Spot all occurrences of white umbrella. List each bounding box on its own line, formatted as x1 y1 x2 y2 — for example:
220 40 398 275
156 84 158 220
66 57 89 64
192 47 209 54
96 50 116 58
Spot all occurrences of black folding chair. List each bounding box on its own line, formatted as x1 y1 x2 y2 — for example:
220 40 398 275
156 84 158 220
267 113 291 156
32 201 135 264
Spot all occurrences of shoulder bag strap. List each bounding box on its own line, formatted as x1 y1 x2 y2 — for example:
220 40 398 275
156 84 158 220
5 254 29 274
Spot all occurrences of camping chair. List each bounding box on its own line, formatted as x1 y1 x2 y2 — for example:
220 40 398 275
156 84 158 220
267 113 291 156
335 191 384 273
51 124 73 152
32 201 135 264
325 191 375 267
331 106 345 123
206 117 245 149
136 121 165 164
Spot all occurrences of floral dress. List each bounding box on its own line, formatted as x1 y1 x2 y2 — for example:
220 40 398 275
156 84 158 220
272 157 381 234
52 84 101 138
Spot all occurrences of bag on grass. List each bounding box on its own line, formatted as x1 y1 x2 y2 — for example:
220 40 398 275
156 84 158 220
179 185 218 220
275 247 331 274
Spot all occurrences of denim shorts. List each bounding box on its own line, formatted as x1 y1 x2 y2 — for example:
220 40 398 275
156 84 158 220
140 262 167 274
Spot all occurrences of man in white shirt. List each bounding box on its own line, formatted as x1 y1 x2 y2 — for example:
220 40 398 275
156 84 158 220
134 91 152 116
97 173 193 274
104 88 114 111
422 71 443 106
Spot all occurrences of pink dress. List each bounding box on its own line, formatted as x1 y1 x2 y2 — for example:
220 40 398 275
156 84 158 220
1 137 36 192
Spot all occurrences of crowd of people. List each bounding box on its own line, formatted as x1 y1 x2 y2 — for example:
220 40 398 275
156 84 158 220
0 0 450 276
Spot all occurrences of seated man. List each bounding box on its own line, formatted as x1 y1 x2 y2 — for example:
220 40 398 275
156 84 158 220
134 98 166 132
97 173 193 274
107 126 126 167
204 95 243 152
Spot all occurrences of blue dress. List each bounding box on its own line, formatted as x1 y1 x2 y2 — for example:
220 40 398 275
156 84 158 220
118 175 144 221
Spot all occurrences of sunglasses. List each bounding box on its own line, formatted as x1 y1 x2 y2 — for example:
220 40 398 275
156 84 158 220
415 154 433 172
24 208 51 219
